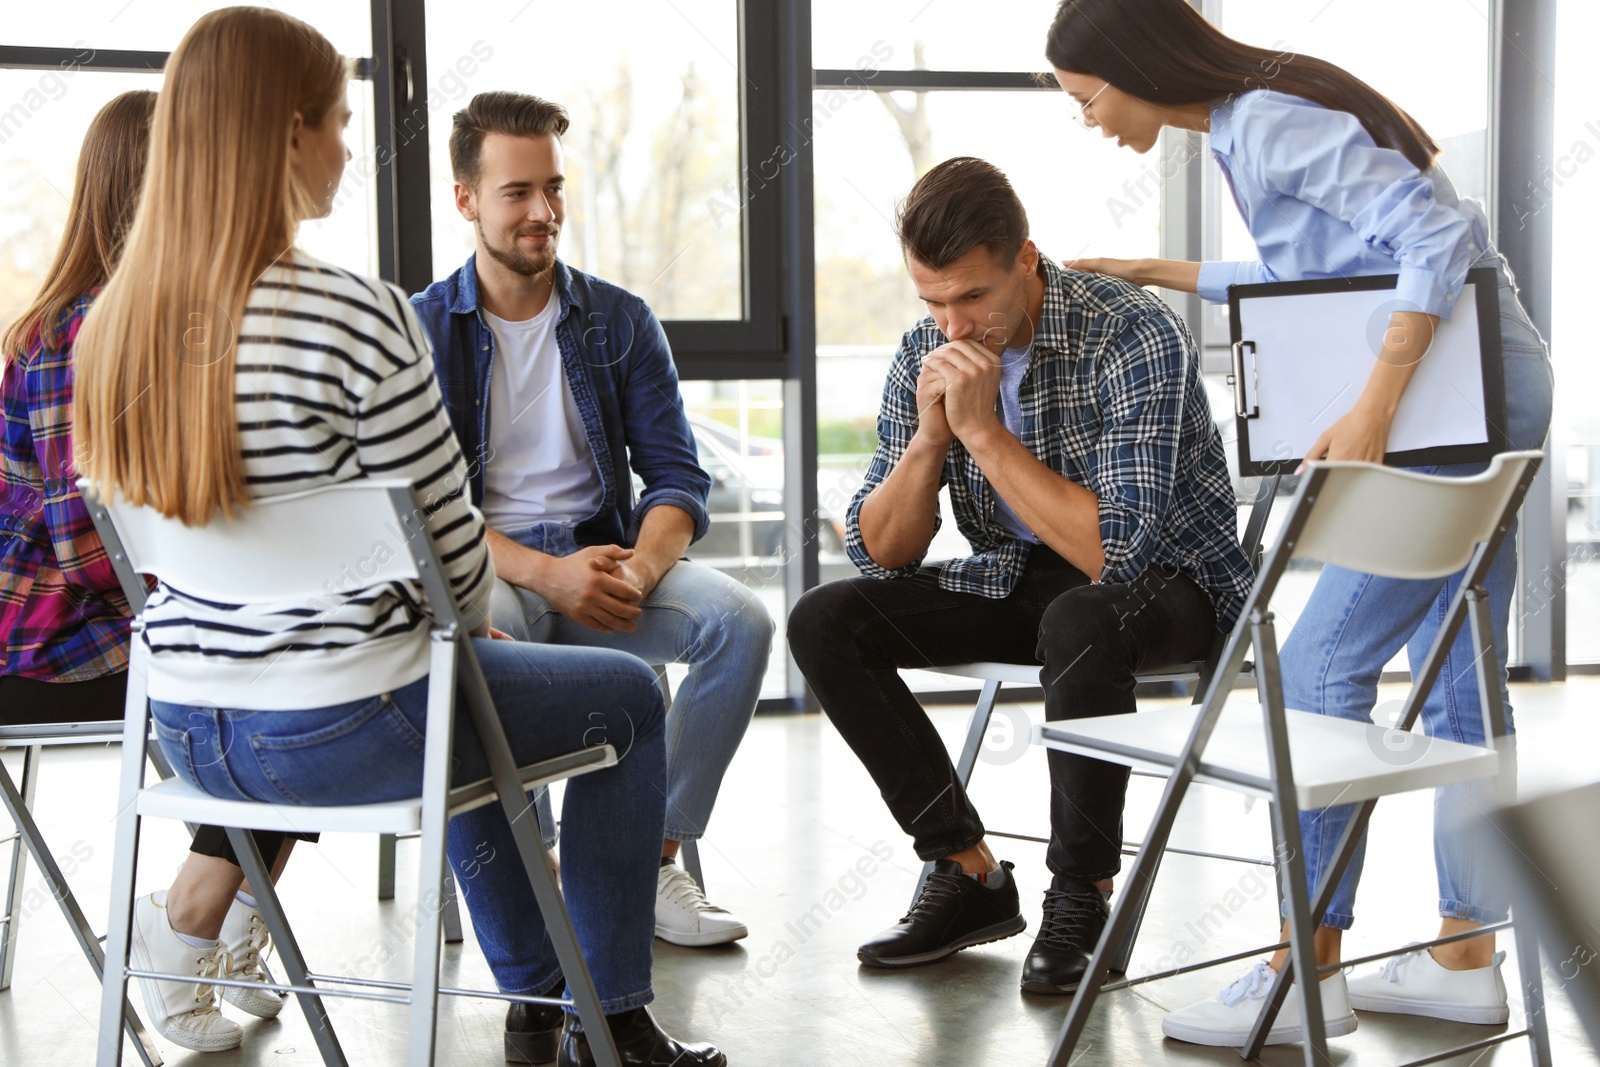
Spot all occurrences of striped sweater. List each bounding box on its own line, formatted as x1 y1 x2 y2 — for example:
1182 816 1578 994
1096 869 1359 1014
143 253 495 710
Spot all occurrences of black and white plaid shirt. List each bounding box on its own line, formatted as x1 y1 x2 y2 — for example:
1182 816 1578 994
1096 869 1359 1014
845 256 1254 632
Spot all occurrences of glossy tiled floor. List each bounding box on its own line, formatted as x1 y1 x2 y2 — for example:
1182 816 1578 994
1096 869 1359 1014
3 678 1598 1066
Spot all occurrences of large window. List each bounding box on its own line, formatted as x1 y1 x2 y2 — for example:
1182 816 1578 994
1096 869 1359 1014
6 3 370 54
0 70 158 329
423 2 744 321
0 9 382 329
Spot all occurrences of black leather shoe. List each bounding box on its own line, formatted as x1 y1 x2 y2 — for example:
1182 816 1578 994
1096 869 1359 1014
1020 886 1110 994
505 980 566 1063
857 859 1026 968
557 1006 725 1067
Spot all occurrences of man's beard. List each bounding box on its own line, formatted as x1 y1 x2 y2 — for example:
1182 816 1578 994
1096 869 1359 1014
478 217 558 277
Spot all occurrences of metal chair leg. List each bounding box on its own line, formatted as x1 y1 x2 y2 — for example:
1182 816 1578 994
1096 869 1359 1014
378 832 398 901
441 867 464 945
1107 844 1164 975
1515 913 1554 1067
0 755 163 1065
913 679 1002 903
680 839 704 892
98 690 154 1067
226 827 348 1067
1240 616 1328 1067
0 745 39 991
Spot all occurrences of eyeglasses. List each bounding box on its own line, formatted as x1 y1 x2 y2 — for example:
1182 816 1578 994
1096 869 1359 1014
1068 81 1109 129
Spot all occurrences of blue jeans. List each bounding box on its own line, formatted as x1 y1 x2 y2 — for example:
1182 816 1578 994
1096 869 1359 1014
152 638 666 1012
489 523 773 846
1282 254 1554 930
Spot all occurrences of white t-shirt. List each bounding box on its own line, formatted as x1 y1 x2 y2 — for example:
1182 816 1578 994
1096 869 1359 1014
991 342 1039 543
480 303 602 530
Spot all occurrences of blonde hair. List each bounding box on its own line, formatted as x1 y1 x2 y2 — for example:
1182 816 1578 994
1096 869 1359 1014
74 6 348 523
2 90 156 364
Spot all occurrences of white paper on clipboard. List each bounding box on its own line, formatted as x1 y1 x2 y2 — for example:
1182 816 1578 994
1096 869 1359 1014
1236 284 1489 468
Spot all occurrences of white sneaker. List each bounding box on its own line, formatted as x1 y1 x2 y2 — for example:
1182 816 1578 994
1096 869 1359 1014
1162 961 1358 1047
655 861 748 947
1348 945 1510 1024
129 891 244 1052
217 897 285 1019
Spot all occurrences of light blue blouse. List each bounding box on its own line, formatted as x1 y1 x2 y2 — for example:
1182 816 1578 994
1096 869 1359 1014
1196 90 1490 320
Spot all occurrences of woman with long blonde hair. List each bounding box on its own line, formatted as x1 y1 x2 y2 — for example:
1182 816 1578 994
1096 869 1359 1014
74 9 721 1064
2 89 306 1054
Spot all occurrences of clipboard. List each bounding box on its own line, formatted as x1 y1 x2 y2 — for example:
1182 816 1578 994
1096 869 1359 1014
1228 266 1508 477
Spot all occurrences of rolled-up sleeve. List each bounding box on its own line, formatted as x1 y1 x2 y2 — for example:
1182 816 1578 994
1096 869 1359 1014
844 332 941 579
1089 312 1191 585
1239 95 1479 319
1197 259 1279 305
618 306 712 542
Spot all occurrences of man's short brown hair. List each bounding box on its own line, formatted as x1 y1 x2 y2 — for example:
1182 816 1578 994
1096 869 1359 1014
896 156 1029 271
450 91 570 187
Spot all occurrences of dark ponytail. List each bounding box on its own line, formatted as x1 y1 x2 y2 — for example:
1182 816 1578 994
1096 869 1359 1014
1045 0 1440 172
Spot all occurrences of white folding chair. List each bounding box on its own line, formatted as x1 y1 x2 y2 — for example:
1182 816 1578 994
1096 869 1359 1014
1 721 166 1066
907 475 1282 971
1490 780 1600 1052
84 480 626 1067
377 668 704 912
1036 451 1551 1067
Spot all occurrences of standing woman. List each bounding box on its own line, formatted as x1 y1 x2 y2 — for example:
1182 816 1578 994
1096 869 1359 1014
1 90 301 1054
72 8 720 1065
1044 0 1553 1047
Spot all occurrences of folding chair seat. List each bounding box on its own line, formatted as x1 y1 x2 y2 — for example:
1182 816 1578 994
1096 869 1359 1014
375 666 706 918
1 721 166 1066
86 480 628 1067
905 475 1281 969
1035 451 1552 1067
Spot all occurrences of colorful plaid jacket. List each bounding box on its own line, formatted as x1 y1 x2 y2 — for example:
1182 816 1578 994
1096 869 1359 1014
1 294 130 682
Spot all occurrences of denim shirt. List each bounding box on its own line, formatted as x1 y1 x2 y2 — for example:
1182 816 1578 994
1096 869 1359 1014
411 255 710 549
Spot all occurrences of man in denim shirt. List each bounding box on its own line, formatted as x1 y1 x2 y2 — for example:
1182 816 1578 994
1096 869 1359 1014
413 93 773 959
789 157 1253 997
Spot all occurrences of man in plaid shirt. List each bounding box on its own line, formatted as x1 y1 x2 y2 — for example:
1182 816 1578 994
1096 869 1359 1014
789 157 1252 995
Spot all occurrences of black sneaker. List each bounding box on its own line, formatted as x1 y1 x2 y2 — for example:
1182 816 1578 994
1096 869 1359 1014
1020 885 1110 994
857 859 1026 968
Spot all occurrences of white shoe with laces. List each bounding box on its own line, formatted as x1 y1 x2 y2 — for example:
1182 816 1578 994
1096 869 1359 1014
217 897 285 1019
1162 961 1358 1047
655 861 748 947
129 891 244 1053
1348 945 1510 1024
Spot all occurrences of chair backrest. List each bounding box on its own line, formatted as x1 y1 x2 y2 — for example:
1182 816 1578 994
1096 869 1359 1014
1285 451 1542 580
81 480 444 618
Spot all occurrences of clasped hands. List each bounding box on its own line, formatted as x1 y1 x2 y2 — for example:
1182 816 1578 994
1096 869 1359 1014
915 339 1004 449
539 545 657 634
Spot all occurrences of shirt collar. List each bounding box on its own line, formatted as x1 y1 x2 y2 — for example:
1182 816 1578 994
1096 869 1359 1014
1208 93 1241 154
1030 254 1076 356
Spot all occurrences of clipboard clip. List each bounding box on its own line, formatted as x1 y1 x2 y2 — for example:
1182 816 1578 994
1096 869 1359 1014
1228 340 1259 419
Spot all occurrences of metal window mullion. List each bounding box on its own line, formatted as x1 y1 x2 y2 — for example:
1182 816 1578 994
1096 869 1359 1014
371 0 432 294
1494 0 1563 679
777 0 819 709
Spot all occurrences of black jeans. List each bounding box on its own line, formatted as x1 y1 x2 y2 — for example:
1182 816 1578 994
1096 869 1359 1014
788 545 1217 886
0 672 306 867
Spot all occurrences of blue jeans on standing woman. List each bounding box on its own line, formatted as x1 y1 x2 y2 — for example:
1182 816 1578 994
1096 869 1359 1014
1282 252 1555 930
152 638 666 1012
